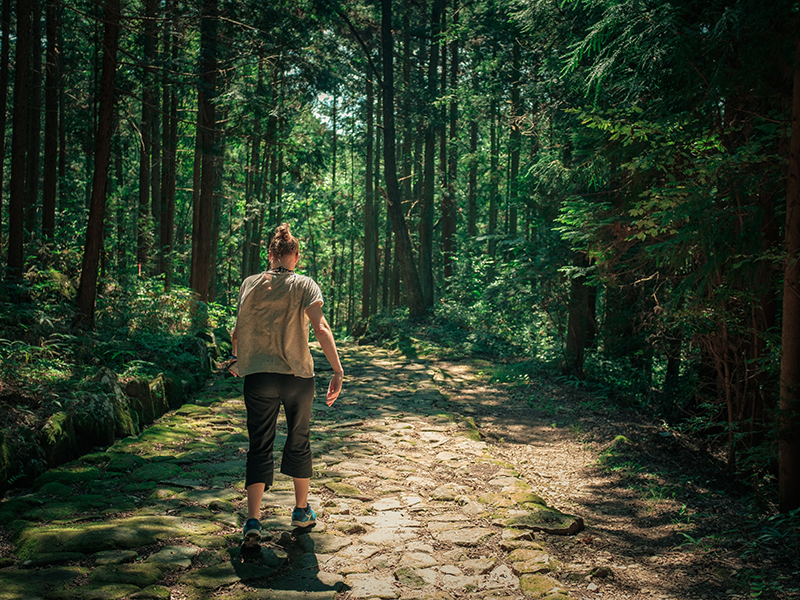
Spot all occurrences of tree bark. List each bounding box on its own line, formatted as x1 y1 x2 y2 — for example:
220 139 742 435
150 2 162 276
372 90 381 316
508 38 521 237
442 0 458 278
137 0 156 271
42 0 59 242
420 0 443 307
190 0 218 302
382 0 425 318
467 119 477 237
564 253 589 379
363 72 375 320
75 0 120 327
0 0 12 249
488 98 499 258
24 0 41 243
779 38 800 513
161 3 178 288
7 0 32 281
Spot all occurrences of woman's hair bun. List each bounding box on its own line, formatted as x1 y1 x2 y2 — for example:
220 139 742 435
269 223 299 259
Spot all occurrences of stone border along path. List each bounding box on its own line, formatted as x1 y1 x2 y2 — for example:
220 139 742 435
0 342 585 600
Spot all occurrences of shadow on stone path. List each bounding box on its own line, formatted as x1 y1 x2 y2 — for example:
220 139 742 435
0 342 583 600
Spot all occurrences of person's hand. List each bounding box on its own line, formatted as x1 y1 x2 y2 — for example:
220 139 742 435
326 372 343 406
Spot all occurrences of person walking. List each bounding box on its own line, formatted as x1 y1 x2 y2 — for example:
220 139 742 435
231 223 343 548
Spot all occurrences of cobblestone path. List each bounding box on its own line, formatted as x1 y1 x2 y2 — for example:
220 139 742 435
0 343 584 600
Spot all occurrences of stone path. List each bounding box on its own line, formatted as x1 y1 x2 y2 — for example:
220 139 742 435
0 343 585 600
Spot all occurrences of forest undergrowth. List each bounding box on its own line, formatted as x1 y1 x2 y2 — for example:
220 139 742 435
0 274 236 489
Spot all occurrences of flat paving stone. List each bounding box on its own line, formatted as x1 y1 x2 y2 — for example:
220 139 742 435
346 573 400 599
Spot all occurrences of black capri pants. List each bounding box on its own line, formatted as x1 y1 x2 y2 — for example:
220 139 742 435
243 372 315 488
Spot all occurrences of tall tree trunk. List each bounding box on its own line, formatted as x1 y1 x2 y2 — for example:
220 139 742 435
190 0 217 302
488 98 499 257
372 90 381 316
164 74 177 289
779 39 800 513
0 0 12 250
24 0 41 243
160 2 177 285
7 0 32 282
363 74 375 320
242 62 264 279
508 38 521 236
420 0 443 307
209 127 224 302
442 0 458 278
75 0 120 327
42 0 59 242
137 0 156 272
382 0 425 317
564 253 589 379
57 23 64 182
151 12 162 277
467 119 477 237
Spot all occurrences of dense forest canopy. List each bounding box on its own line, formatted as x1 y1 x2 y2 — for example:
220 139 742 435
1 0 800 512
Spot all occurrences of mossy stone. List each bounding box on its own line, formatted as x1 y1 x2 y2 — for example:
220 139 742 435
90 563 163 587
394 567 427 588
519 574 567 598
35 466 100 489
130 585 171 599
80 452 112 466
22 551 86 567
41 412 77 467
0 496 39 524
107 454 147 473
324 482 371 500
64 582 142 599
512 491 548 507
38 481 74 498
124 481 157 492
0 566 86 600
175 404 214 417
15 515 222 561
506 505 584 535
130 462 182 482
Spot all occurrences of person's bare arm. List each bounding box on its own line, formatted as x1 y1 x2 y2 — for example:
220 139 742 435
306 302 343 405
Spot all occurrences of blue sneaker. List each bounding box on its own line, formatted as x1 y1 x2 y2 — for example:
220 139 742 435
242 517 262 548
291 504 317 527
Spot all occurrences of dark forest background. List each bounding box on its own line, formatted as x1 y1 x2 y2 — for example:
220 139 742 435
2 0 800 515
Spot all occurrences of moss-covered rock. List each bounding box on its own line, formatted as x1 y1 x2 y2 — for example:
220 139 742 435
39 481 75 497
130 462 182 482
34 465 101 489
0 429 15 491
130 585 171 599
15 515 222 561
0 566 87 600
519 573 568 598
73 394 118 453
62 582 142 600
41 411 77 468
505 505 585 535
90 563 164 587
107 453 147 473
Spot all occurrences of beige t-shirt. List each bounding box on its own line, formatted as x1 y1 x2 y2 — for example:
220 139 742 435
235 271 323 378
